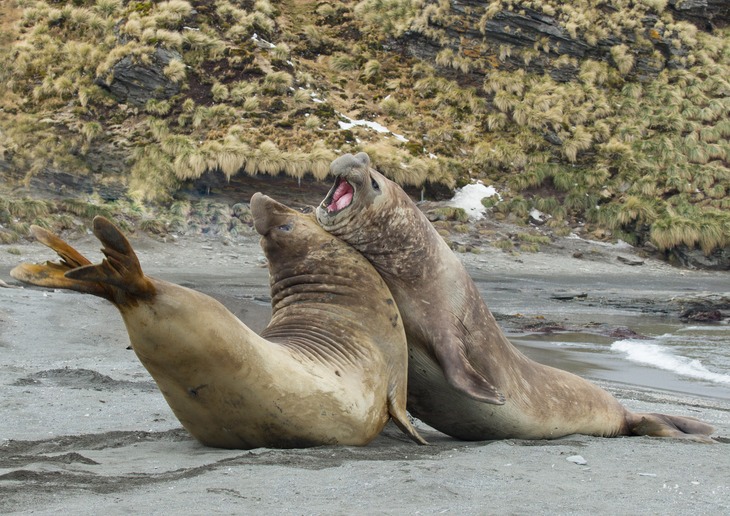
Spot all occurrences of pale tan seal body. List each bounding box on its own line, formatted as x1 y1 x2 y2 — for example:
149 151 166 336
11 200 425 449
316 152 715 441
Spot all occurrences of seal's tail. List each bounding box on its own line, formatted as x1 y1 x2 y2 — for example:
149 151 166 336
627 412 715 443
11 216 155 303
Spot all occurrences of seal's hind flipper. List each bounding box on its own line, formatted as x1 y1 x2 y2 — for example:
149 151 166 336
11 217 155 302
11 262 106 297
31 225 92 269
628 412 715 442
10 226 108 298
65 216 155 299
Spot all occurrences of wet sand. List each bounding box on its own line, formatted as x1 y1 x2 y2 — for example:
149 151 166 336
1 229 729 514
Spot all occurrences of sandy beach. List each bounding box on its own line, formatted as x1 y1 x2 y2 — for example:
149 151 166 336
1 223 729 514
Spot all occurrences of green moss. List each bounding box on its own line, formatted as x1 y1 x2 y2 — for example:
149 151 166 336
430 207 469 222
517 232 551 245
493 238 514 251
481 196 498 208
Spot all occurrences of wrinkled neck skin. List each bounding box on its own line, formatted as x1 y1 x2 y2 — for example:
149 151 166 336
323 182 448 286
260 239 381 369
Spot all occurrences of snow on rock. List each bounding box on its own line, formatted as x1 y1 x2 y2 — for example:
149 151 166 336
337 114 409 143
448 182 500 220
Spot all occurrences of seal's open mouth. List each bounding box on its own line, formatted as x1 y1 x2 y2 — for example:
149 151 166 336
323 177 354 214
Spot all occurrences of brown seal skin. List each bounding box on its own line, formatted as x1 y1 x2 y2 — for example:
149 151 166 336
316 152 716 442
11 203 425 449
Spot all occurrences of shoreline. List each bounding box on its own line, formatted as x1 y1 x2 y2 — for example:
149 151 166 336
1 226 729 514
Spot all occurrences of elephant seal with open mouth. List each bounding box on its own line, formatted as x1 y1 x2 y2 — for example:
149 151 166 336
11 196 425 449
316 152 715 442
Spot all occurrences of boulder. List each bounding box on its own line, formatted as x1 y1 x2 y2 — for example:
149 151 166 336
98 47 182 107
669 246 730 270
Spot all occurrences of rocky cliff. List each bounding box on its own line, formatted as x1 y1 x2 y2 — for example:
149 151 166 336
0 0 728 267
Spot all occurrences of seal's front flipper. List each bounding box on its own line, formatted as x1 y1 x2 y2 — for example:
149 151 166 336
438 343 505 405
627 412 715 442
387 386 428 445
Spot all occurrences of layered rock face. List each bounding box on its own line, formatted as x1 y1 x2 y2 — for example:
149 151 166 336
97 47 182 107
397 0 728 84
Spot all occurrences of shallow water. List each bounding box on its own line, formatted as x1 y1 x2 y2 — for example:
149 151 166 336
470 271 730 402
510 321 730 402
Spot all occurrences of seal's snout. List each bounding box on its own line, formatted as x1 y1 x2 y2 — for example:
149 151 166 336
251 192 294 236
329 152 371 178
250 192 270 236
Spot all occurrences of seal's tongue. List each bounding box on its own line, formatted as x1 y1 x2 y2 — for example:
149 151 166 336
328 180 354 212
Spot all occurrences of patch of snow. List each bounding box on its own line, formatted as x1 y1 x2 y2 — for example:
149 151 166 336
337 114 409 143
448 182 500 221
251 33 275 49
530 208 545 221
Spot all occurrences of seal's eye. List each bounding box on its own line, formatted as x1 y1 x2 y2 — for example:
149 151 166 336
371 178 380 191
277 223 293 232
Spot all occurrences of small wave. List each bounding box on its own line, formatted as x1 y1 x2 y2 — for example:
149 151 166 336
551 341 605 351
678 325 730 332
611 340 730 385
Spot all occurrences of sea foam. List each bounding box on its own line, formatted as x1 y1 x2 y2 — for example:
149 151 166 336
611 340 730 385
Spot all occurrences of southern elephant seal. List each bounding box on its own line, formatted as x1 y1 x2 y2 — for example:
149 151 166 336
11 201 425 449
316 152 715 441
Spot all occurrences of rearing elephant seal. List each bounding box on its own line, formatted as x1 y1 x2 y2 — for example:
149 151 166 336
316 152 715 441
11 198 425 449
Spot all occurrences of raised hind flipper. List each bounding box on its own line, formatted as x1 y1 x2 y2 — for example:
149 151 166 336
32 224 92 269
11 225 108 298
627 412 716 443
387 386 428 445
65 216 155 299
11 216 155 302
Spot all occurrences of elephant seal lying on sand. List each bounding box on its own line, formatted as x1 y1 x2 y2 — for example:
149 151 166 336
316 152 715 442
11 195 425 449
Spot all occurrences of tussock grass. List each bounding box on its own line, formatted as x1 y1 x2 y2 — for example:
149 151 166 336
429 207 469 223
1 0 728 258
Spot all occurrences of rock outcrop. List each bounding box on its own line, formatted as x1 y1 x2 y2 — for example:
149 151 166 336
397 1 726 84
669 0 730 29
97 47 181 107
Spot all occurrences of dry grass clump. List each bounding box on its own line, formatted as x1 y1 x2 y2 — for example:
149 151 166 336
1 0 728 259
0 194 256 242
1 0 349 201
461 2 730 255
125 120 338 202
